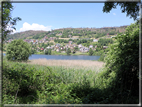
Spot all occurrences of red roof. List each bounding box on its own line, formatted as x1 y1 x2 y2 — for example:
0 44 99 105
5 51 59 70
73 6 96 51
41 48 44 50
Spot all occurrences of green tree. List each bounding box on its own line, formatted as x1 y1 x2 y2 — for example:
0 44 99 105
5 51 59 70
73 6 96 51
43 43 48 49
103 2 140 21
72 49 76 54
49 42 54 45
6 39 31 61
44 49 51 55
102 22 139 103
103 0 141 20
66 48 71 55
31 48 36 54
74 47 79 51
2 1 21 41
41 43 44 47
102 2 140 103
98 53 106 61
89 48 94 56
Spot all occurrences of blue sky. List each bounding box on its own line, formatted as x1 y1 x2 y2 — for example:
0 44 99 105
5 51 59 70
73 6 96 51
11 2 135 33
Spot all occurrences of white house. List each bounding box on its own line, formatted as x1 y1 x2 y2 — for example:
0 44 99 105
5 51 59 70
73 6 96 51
89 45 93 49
103 46 108 49
93 39 98 42
46 46 51 49
78 44 83 48
111 36 116 38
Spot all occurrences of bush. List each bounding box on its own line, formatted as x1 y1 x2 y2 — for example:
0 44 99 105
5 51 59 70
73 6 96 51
101 22 139 103
89 48 94 56
6 39 31 62
66 48 71 55
2 60 55 104
98 54 106 61
44 49 51 55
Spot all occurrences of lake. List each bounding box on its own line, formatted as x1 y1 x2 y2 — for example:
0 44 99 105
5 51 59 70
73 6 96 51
3 53 100 60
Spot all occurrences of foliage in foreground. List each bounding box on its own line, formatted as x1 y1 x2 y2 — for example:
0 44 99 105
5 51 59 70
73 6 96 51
6 39 31 62
3 58 139 104
100 22 139 103
2 2 21 41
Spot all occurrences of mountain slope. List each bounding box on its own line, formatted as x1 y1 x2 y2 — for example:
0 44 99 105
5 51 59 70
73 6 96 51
6 26 128 40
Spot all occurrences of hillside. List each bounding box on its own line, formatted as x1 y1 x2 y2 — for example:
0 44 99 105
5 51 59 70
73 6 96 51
6 30 49 40
6 25 128 40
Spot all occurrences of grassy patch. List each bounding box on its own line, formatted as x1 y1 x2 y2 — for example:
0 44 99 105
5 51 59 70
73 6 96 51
34 51 44 55
3 59 138 104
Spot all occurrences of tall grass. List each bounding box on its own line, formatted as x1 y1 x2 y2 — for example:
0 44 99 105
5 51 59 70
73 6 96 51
2 59 138 104
3 59 105 104
49 66 100 87
26 59 104 71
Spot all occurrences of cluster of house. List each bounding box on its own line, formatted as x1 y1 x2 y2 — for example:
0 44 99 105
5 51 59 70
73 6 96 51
6 34 109 53
43 41 98 53
44 41 78 52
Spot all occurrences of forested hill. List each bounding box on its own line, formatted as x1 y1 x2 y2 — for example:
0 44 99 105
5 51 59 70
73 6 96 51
6 25 128 40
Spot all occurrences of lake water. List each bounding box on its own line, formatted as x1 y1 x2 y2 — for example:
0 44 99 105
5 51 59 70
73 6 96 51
3 53 100 60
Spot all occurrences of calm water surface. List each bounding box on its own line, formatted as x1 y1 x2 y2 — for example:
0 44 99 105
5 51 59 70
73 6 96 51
3 53 100 60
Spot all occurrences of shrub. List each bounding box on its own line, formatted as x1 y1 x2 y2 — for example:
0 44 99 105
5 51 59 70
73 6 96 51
66 48 71 55
101 22 139 103
89 48 94 56
2 60 55 104
6 39 31 62
44 49 51 55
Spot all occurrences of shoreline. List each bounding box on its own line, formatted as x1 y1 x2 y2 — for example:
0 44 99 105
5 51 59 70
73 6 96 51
3 51 101 56
32 54 100 56
34 53 90 56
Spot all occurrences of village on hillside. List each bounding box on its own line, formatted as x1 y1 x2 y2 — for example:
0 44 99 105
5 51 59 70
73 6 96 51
3 26 124 55
5 33 116 54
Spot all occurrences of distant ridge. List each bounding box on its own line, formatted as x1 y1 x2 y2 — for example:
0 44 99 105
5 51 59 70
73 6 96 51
6 25 129 40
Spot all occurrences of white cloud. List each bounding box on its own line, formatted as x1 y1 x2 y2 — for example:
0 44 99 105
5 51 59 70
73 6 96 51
113 13 116 15
11 29 17 34
19 22 52 32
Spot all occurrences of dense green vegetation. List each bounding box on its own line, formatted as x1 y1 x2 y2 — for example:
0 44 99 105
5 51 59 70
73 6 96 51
2 59 97 104
89 48 93 56
54 39 68 43
66 48 71 55
77 39 92 45
44 49 52 55
98 38 113 46
6 39 31 62
102 22 139 101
